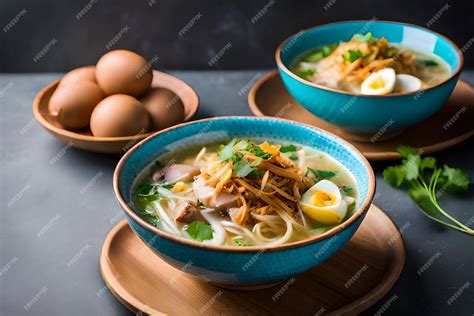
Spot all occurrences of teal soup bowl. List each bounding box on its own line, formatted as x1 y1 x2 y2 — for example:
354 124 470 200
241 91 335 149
276 20 463 136
114 117 375 288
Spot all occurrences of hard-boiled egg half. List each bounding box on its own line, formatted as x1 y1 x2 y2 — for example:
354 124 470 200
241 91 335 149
299 180 355 225
394 74 422 93
361 68 396 95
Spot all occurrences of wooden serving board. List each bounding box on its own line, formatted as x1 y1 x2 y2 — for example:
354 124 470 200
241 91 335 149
100 204 405 315
248 70 474 160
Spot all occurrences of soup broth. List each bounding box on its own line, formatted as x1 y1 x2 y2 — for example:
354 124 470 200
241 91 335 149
132 139 358 247
291 32 451 95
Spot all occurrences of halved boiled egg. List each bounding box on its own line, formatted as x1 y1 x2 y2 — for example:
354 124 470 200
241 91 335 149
394 74 422 93
299 180 354 225
361 68 396 95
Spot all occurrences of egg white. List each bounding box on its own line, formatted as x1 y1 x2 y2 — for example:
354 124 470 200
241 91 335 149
299 179 349 225
361 68 396 95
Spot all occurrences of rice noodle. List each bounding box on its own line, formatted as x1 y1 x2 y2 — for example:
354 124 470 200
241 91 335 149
194 147 206 164
151 201 181 235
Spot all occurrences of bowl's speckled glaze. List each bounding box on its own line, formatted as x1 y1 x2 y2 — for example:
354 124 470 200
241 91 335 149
276 21 463 136
113 117 375 287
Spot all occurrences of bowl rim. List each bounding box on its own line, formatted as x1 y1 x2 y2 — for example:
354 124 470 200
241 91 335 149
113 116 376 253
275 20 464 98
32 69 199 142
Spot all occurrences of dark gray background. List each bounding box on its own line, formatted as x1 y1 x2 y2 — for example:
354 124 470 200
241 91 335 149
1 0 473 72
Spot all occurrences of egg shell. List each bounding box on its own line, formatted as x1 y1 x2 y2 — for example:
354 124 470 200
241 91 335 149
57 66 96 89
95 50 153 97
140 88 185 131
90 94 150 137
49 81 104 130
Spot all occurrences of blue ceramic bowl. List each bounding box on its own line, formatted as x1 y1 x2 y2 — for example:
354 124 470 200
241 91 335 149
113 117 375 288
276 20 463 136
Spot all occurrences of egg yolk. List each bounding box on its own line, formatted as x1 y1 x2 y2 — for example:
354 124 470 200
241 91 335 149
311 191 337 207
368 77 386 89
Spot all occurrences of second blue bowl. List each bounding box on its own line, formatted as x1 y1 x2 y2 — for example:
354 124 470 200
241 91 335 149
276 20 463 136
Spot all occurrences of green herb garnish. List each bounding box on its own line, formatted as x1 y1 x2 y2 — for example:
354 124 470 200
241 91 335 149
186 221 214 242
383 146 472 235
161 183 174 189
234 157 262 178
352 32 377 44
246 143 272 159
342 49 364 63
234 238 253 246
386 48 397 57
280 144 297 153
134 183 162 209
219 138 270 178
322 45 336 57
303 51 324 63
424 60 439 67
308 167 337 179
341 186 354 195
289 154 298 161
295 67 316 79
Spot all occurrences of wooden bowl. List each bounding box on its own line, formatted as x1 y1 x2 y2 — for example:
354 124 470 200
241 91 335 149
33 70 199 154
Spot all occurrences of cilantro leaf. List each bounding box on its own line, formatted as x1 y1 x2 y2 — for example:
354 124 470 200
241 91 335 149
397 145 418 158
233 157 262 178
234 238 253 246
289 154 298 161
383 145 473 236
424 60 438 67
352 32 377 43
342 49 363 63
322 45 335 57
386 48 397 57
341 186 354 195
439 165 470 193
133 183 166 211
308 167 337 179
218 138 238 161
186 221 214 242
420 157 436 171
141 213 159 226
280 144 297 153
302 51 324 63
403 154 420 181
383 166 405 187
246 143 271 159
295 68 316 79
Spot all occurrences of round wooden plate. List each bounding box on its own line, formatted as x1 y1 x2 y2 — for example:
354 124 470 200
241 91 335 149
100 204 405 315
248 70 474 160
33 70 199 154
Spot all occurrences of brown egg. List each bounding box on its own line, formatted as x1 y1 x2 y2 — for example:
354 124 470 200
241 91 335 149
140 88 185 131
90 94 150 137
58 66 96 89
49 81 104 130
95 50 153 97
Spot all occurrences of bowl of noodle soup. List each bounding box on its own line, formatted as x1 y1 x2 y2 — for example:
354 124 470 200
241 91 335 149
276 20 463 138
114 117 375 288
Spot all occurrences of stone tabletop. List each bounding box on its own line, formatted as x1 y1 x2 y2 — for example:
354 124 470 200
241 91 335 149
1 71 473 315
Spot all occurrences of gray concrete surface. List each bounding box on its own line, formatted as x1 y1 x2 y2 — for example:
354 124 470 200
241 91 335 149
0 71 473 315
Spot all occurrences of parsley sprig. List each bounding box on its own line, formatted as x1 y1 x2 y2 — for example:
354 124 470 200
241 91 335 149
383 146 472 235
186 221 214 242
